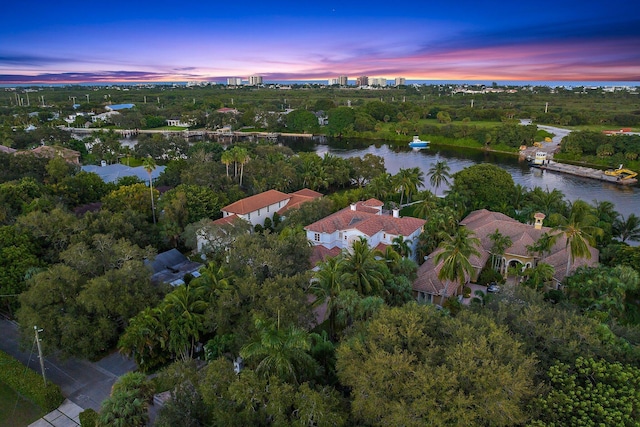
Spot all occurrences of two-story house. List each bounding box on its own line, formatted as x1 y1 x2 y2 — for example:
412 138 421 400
304 199 426 263
220 188 323 228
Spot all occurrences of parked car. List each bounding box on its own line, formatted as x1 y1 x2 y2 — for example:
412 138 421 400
487 282 500 293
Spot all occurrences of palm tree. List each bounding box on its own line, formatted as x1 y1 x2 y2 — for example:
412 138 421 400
340 237 385 296
512 183 528 213
236 147 250 186
311 256 344 339
192 262 234 303
427 160 451 196
593 200 619 244
434 226 481 295
240 316 318 383
526 231 559 265
99 389 149 427
118 307 169 372
525 186 567 219
412 191 438 219
550 199 603 277
142 157 157 224
391 235 412 258
488 229 512 272
613 213 640 243
366 172 394 202
522 262 555 290
165 285 208 361
221 150 233 177
395 167 424 205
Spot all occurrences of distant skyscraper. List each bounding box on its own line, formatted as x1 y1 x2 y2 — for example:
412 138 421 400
370 77 387 87
227 77 243 86
338 75 349 86
395 77 406 86
249 75 263 86
328 78 340 85
356 76 369 87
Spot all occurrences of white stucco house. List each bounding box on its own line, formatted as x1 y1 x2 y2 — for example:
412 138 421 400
304 199 426 263
220 188 323 228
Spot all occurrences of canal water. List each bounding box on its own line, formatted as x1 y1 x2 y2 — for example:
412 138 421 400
313 141 639 221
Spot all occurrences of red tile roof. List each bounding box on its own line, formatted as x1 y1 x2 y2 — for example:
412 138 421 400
309 245 342 266
222 190 290 215
216 107 239 114
292 188 323 198
362 198 384 207
212 214 240 226
305 205 425 237
0 145 16 154
277 189 323 214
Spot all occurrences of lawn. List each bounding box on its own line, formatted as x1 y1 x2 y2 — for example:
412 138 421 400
0 381 44 427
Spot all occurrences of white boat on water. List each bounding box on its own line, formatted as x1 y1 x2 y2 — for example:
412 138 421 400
409 136 429 148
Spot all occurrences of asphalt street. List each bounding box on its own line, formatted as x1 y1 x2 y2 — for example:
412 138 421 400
0 317 135 411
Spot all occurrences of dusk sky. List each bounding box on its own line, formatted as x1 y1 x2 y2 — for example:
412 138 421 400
2 0 639 84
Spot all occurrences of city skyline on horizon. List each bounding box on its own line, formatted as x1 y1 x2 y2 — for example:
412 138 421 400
2 0 639 84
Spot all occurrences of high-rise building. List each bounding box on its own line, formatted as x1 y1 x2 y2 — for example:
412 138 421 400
356 76 369 87
338 75 349 86
370 77 388 87
227 77 243 86
249 75 263 86
328 78 340 85
395 77 406 86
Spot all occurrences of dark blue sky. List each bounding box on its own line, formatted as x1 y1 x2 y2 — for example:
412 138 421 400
2 0 639 83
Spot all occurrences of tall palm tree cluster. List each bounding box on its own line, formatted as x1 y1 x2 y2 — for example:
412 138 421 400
221 146 250 186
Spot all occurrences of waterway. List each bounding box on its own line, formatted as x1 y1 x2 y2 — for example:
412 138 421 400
313 141 639 221
117 133 638 224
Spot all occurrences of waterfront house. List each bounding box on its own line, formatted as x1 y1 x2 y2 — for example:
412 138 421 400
413 209 599 304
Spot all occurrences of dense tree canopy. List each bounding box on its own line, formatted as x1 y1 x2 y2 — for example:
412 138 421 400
337 303 537 426
449 163 516 213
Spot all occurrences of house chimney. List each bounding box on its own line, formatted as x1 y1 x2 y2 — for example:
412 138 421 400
350 203 356 211
534 212 545 230
392 208 400 218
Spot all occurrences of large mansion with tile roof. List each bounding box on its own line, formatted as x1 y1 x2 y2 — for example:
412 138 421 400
413 209 599 305
305 199 426 263
220 188 323 227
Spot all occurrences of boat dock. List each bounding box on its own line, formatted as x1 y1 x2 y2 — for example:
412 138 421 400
539 161 638 185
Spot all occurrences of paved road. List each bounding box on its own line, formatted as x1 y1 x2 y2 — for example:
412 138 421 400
0 318 135 411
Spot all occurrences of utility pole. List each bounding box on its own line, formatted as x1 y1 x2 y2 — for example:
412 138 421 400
545 102 548 113
26 93 30 106
34 326 47 386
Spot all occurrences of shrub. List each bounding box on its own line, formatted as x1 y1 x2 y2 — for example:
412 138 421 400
463 286 472 298
477 267 503 285
79 408 98 427
0 350 64 412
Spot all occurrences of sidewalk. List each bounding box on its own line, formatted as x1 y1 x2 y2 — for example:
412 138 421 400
29 400 82 427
